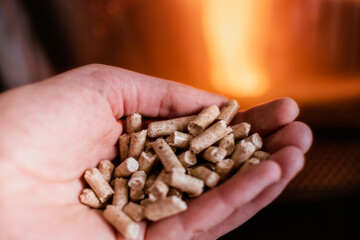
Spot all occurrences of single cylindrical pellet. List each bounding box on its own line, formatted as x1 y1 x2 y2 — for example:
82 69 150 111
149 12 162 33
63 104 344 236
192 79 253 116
219 133 235 156
215 158 234 180
128 130 147 159
166 131 193 148
98 159 114 182
202 146 227 163
114 157 139 178
178 150 197 168
112 178 129 209
253 150 270 161
190 120 233 154
189 166 220 188
84 168 114 203
238 157 261 173
216 100 240 125
167 187 183 198
231 122 251 140
197 162 216 171
138 152 157 174
245 133 263 150
130 187 145 201
170 145 177 152
103 205 140 240
147 115 196 138
188 105 220 136
231 139 256 170
148 180 169 201
144 172 158 194
128 170 146 190
144 139 155 153
126 113 142 134
119 133 131 161
145 169 167 194
79 188 104 208
144 196 187 221
164 171 204 196
140 198 155 208
152 139 185 173
123 202 145 222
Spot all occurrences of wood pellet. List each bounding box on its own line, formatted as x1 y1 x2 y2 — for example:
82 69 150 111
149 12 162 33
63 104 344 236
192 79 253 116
79 100 271 240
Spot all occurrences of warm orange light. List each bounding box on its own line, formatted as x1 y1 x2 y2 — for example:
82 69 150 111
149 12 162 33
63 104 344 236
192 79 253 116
202 0 270 97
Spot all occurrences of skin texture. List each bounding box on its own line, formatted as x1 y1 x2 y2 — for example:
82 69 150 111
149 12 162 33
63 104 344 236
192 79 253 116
0 64 312 240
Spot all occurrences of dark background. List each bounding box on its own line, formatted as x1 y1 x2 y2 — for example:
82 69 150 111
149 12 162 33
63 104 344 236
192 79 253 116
220 124 360 240
1 1 359 239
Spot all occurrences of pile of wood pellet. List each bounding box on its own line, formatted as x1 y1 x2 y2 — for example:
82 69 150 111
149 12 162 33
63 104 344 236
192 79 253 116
80 100 270 240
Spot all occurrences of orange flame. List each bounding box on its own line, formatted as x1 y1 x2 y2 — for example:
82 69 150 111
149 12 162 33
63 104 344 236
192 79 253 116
202 0 270 97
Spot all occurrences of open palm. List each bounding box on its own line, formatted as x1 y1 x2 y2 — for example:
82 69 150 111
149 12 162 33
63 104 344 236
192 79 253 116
0 64 312 240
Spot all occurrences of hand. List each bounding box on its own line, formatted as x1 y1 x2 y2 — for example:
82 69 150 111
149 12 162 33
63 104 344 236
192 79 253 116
0 64 312 240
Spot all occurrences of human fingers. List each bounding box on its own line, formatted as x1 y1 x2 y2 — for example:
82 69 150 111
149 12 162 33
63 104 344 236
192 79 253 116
145 161 281 240
206 146 304 239
0 64 226 180
232 97 299 136
69 64 227 119
264 121 313 153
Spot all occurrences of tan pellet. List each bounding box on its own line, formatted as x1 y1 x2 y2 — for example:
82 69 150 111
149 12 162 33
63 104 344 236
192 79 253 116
169 145 177 152
84 168 114 203
152 169 167 183
147 115 196 138
112 178 129 209
245 133 263 150
81 104 272 225
144 172 158 194
128 130 147 159
119 133 131 161
215 158 234 180
114 157 139 178
126 113 142 134
178 150 197 168
140 198 155 208
166 131 193 148
231 139 257 170
238 157 261 173
144 196 187 221
231 122 251 140
202 146 227 163
103 205 140 240
216 100 240 125
144 139 155 153
128 170 147 190
188 166 220 188
79 188 104 208
152 138 185 173
130 187 145 201
145 169 167 194
138 152 157 174
188 105 220 136
148 180 169 201
167 187 183 198
219 133 235 156
123 202 145 222
98 159 114 182
253 150 271 161
164 171 204 196
190 120 233 154
197 162 216 171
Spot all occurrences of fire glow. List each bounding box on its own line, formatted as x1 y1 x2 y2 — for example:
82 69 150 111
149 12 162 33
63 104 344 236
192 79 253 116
202 0 270 97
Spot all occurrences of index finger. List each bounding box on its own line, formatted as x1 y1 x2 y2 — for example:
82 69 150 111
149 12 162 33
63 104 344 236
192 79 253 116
232 97 300 136
73 64 228 119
